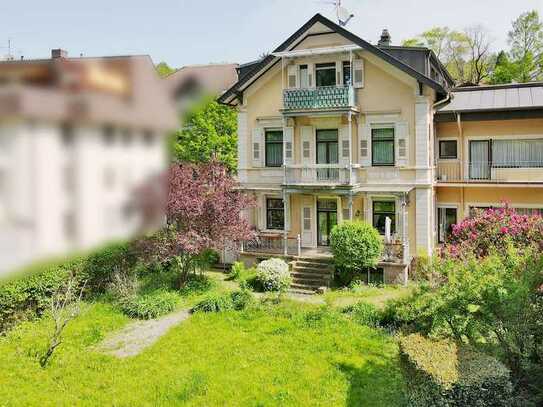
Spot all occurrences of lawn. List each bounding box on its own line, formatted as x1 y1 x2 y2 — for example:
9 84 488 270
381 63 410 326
0 295 406 406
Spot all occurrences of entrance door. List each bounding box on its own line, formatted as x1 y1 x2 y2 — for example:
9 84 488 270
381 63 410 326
469 140 490 180
301 204 313 247
316 129 339 182
317 199 337 246
438 207 457 243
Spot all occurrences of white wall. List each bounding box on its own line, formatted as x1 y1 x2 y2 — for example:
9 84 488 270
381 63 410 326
0 121 167 276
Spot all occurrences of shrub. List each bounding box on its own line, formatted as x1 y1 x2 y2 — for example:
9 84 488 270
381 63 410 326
399 334 512 406
256 258 291 292
330 221 383 274
445 203 543 259
0 241 136 333
228 261 245 280
120 290 180 320
343 301 382 328
230 289 255 310
192 292 234 313
80 241 136 292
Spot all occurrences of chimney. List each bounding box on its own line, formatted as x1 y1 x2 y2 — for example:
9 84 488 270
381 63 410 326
377 29 391 47
51 48 68 59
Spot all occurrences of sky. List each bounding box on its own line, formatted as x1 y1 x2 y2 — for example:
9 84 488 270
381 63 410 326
1 0 542 68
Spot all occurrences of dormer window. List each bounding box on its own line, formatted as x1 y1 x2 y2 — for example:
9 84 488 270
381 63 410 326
316 63 336 87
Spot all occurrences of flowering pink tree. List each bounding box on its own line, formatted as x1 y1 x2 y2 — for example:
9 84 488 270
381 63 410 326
444 203 543 259
137 161 255 287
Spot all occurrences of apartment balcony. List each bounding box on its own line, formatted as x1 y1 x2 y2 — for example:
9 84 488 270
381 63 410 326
284 164 353 186
283 85 355 112
436 160 543 183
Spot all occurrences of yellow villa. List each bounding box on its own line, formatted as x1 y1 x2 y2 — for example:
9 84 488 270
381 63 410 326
219 13 543 290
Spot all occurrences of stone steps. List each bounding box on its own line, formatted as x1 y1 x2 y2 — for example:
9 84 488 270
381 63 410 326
288 257 334 294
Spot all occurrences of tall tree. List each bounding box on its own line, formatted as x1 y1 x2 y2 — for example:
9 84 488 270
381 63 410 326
171 96 237 172
508 10 543 81
137 162 254 287
156 61 176 78
463 25 494 85
489 51 518 84
402 27 450 58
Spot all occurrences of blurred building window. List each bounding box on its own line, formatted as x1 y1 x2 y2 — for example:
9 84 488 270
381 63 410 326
102 126 115 145
143 130 155 146
64 164 75 193
122 129 132 146
63 211 76 242
103 167 115 189
61 124 75 148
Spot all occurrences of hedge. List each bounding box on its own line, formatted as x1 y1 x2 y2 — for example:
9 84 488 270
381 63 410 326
399 334 512 406
0 241 135 333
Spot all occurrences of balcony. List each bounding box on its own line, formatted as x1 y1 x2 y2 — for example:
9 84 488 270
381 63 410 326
283 85 355 112
284 164 352 186
436 161 543 183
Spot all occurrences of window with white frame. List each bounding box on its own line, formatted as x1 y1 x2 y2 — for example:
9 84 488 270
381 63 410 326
266 198 284 230
373 200 395 234
372 127 395 166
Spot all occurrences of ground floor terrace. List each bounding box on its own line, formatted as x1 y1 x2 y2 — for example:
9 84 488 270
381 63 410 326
236 185 435 285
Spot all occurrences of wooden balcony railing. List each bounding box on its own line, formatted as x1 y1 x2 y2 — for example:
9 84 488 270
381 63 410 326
283 85 354 111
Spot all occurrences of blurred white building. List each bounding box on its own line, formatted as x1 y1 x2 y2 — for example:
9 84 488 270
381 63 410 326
0 49 177 275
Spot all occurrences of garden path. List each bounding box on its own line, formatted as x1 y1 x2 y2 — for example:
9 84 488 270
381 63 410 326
98 308 191 358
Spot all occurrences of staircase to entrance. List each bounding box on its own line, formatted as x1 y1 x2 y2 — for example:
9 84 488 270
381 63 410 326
289 256 335 294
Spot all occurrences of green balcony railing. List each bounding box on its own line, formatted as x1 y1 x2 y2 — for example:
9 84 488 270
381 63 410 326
283 85 354 110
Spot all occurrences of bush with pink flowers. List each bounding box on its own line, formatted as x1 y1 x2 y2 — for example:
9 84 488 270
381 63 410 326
444 203 543 259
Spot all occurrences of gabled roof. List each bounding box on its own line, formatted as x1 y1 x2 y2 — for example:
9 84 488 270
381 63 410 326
218 13 449 105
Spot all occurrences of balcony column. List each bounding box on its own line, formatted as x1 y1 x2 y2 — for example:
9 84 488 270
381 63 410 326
400 193 409 262
348 192 353 220
348 111 353 184
282 190 290 255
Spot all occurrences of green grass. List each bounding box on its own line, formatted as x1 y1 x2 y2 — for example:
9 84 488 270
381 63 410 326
0 299 405 406
324 284 415 309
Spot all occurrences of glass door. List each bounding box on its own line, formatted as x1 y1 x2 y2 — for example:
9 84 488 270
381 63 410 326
317 199 337 246
316 129 339 181
469 140 490 180
438 207 457 243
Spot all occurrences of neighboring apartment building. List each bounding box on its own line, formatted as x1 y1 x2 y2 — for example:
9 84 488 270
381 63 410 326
219 13 543 284
0 50 176 275
165 63 239 115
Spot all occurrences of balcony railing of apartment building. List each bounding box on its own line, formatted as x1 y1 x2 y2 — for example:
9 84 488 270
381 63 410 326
284 164 354 186
436 161 543 183
283 85 355 111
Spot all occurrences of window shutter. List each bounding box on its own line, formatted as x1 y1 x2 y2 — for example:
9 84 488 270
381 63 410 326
287 65 298 88
336 61 342 85
396 121 409 167
353 59 364 88
252 127 263 167
283 126 294 165
339 125 350 166
307 63 314 88
358 121 371 166
300 126 314 166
